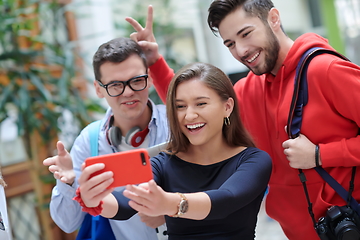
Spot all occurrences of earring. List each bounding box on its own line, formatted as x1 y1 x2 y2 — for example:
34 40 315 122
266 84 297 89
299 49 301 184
224 117 231 126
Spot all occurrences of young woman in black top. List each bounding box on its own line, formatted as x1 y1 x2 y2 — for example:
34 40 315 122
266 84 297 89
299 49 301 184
77 62 272 239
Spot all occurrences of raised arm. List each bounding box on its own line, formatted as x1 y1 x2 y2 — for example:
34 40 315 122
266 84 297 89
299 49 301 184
126 5 174 103
125 5 159 66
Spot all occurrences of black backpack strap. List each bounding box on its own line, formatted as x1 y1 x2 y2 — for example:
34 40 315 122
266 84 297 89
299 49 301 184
315 166 360 215
286 47 349 139
286 47 353 227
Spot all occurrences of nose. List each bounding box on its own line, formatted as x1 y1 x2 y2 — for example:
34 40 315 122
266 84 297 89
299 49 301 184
234 42 248 60
184 108 198 121
121 84 135 97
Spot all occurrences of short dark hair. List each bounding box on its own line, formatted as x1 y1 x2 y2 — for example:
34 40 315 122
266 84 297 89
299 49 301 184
92 37 148 81
208 0 275 34
166 62 255 154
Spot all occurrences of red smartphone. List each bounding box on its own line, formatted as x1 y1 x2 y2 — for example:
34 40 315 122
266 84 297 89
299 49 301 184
85 148 153 188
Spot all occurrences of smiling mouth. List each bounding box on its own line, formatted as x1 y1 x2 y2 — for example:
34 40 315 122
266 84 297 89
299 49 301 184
123 101 136 105
246 52 260 63
186 123 205 132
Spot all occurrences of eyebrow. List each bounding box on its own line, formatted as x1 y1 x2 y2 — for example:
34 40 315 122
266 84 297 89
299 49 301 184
223 26 252 45
175 96 210 102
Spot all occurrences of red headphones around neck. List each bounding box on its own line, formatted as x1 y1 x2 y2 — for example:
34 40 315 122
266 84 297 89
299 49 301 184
106 116 149 148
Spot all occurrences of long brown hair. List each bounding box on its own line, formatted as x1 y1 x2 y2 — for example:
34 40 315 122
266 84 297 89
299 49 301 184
166 62 255 154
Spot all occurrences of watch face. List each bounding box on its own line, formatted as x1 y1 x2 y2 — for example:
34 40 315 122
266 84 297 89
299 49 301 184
179 199 188 214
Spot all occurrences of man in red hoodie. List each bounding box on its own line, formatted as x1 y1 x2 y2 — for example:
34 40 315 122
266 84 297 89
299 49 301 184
126 1 360 239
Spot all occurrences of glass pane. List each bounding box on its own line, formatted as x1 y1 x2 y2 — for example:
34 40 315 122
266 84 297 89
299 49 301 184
8 192 41 240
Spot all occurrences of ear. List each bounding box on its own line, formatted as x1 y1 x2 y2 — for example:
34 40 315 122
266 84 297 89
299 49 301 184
94 80 105 98
267 8 281 31
224 97 234 117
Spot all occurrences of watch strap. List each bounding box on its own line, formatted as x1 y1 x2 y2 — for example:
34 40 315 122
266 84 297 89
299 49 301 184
169 192 188 218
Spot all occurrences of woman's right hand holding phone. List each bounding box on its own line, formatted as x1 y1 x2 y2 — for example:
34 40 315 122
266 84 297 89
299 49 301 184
78 163 114 208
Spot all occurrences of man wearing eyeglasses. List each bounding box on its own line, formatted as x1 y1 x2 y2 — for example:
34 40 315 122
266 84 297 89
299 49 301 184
44 37 169 240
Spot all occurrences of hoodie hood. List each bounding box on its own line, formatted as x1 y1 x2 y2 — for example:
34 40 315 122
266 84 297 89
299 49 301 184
261 33 334 138
282 33 336 78
238 33 337 149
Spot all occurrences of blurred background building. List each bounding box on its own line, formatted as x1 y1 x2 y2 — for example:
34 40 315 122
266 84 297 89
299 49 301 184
0 0 359 239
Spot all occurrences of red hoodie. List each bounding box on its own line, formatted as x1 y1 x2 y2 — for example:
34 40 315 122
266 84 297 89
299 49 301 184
149 33 360 240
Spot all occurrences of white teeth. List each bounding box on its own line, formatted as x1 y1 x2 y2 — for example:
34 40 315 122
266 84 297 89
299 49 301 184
247 52 260 63
187 123 205 129
125 101 135 105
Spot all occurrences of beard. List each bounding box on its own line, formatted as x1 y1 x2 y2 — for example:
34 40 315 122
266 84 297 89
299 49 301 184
248 24 280 76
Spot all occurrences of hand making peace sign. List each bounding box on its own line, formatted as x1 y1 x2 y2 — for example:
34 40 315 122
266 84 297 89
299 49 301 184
125 5 160 66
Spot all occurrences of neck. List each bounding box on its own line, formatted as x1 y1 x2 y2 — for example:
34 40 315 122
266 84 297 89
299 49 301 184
113 102 152 136
178 138 245 165
271 35 294 75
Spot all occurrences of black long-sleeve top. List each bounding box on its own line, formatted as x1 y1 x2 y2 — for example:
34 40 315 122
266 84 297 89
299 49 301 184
112 147 272 240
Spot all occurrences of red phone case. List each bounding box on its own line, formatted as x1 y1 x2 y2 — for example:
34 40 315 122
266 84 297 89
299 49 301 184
85 148 153 188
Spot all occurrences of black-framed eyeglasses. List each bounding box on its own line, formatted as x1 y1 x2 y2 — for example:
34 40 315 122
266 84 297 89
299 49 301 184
97 74 148 97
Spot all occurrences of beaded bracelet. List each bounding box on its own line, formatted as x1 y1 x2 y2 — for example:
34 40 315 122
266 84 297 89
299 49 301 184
73 187 103 216
315 145 320 168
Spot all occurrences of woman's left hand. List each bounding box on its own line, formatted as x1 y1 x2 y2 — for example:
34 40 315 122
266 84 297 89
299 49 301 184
123 180 178 217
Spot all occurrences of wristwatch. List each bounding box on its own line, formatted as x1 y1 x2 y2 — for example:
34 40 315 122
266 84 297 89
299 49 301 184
170 192 188 218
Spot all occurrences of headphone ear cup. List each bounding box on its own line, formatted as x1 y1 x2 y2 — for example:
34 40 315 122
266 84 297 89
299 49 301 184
108 126 122 147
125 126 141 146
